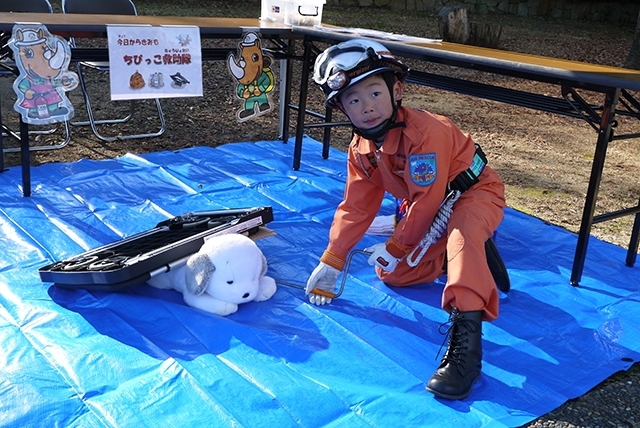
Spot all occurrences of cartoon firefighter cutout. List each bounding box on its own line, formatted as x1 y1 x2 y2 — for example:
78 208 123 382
9 24 78 125
227 32 275 122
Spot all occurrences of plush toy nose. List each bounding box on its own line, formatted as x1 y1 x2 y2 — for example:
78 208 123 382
243 292 250 298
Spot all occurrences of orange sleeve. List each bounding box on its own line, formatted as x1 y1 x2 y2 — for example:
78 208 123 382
323 143 385 270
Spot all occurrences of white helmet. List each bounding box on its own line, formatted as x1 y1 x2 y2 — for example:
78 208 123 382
313 38 409 109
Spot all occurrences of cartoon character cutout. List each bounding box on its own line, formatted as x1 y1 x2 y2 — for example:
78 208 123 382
227 32 275 122
9 24 78 125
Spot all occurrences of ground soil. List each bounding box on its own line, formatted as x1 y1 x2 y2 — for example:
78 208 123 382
3 8 638 252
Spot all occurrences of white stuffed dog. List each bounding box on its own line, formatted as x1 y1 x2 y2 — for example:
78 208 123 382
147 233 277 316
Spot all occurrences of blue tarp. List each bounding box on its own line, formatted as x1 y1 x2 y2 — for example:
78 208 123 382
1 137 639 427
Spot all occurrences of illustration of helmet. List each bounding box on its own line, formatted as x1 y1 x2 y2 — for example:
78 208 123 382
313 38 409 109
14 28 47 46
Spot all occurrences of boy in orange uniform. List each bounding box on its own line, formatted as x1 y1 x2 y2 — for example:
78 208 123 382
304 38 509 400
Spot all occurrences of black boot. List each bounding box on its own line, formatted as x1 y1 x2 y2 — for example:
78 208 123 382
485 237 510 293
426 308 483 400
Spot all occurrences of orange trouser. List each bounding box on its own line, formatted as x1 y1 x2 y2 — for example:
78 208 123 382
376 187 504 321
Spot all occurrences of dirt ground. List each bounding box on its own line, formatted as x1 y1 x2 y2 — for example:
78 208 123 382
2 7 639 254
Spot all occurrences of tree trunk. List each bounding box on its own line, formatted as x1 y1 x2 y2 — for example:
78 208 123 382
437 6 469 45
469 22 502 49
624 10 640 69
436 7 501 49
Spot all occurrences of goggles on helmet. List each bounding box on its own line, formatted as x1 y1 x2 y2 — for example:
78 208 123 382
313 39 409 108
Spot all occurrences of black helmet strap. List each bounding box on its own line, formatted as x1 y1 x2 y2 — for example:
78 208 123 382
353 113 406 142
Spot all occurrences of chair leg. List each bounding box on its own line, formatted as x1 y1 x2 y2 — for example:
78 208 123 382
71 63 130 125
1 101 71 153
117 98 166 140
72 61 166 141
3 120 71 153
2 123 61 137
72 61 119 142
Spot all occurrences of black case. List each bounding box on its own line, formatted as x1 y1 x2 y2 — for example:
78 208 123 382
38 206 274 290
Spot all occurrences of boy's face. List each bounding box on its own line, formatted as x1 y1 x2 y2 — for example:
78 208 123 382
338 74 402 131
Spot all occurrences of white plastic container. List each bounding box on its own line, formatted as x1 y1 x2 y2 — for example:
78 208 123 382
261 0 287 23
284 0 326 26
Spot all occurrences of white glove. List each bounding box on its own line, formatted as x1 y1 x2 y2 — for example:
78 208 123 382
305 262 341 306
365 243 400 273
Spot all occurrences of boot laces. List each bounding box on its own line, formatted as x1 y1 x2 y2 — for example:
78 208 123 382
435 308 481 368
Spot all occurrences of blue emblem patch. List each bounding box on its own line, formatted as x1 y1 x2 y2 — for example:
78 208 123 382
409 153 436 186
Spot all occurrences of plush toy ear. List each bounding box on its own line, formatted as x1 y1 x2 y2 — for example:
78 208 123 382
260 252 268 277
185 252 216 295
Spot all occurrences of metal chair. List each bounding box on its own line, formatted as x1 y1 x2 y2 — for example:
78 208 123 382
61 0 166 142
0 0 52 12
0 0 72 154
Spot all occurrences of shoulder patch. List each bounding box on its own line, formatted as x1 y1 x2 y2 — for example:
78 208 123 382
409 153 436 186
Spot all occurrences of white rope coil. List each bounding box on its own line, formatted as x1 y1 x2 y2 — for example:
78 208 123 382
406 190 461 267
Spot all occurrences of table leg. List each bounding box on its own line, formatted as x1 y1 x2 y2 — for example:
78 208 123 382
322 106 331 159
278 58 288 141
279 39 295 142
626 200 640 267
293 36 312 171
19 117 30 197
570 88 620 285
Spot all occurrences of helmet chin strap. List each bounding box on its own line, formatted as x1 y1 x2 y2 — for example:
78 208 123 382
353 109 405 142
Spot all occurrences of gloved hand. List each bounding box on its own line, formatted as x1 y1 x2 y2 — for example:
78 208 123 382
305 262 341 306
364 243 400 273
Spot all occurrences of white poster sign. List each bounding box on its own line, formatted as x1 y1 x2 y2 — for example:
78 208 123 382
107 25 202 100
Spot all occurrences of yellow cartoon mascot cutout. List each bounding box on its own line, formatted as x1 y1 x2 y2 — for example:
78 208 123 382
9 24 78 125
227 32 275 122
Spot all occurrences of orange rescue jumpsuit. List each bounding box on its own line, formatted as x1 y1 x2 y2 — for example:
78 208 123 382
319 107 506 320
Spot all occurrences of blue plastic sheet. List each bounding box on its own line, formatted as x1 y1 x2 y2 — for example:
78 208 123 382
1 137 639 427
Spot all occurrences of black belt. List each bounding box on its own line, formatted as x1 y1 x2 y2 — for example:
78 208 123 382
449 143 487 193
